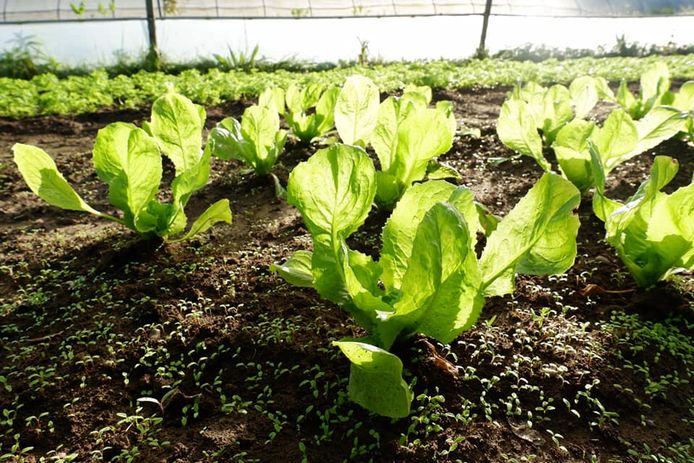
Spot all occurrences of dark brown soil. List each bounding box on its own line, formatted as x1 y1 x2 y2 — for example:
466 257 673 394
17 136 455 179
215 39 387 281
0 87 692 463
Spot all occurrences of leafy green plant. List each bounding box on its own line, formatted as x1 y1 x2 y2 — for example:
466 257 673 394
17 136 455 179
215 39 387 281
553 105 688 192
209 104 287 176
333 77 458 207
497 77 612 171
616 62 673 119
592 154 693 287
370 85 456 206
0 33 59 79
283 83 340 143
272 145 580 417
13 90 231 241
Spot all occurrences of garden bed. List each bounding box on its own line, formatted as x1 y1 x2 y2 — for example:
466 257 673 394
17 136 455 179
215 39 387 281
0 84 692 462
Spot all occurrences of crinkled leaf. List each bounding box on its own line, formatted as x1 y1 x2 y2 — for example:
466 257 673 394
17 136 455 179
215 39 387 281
540 85 573 144
480 173 581 297
569 76 599 119
334 341 412 419
163 145 213 236
13 143 102 216
314 87 340 135
640 62 670 111
632 106 688 156
589 143 622 222
380 107 453 205
270 250 314 288
672 81 694 112
93 124 162 231
426 160 461 181
287 144 376 238
497 95 548 171
617 80 637 115
335 75 380 146
259 87 285 115
287 145 376 306
240 105 286 174
592 109 638 173
604 156 693 287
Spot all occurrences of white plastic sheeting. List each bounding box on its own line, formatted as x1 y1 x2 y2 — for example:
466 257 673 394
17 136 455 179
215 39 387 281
1 0 693 22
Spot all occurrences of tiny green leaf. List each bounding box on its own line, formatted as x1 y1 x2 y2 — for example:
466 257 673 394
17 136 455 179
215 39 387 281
270 250 314 288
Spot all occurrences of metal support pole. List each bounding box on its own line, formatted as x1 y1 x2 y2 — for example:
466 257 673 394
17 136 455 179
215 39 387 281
145 0 160 68
477 0 493 58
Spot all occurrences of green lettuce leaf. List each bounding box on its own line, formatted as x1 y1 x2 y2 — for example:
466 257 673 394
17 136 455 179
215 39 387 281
333 341 412 419
149 91 205 175
480 173 581 296
496 94 547 171
378 203 483 348
93 123 162 231
13 143 104 217
335 75 380 146
270 250 314 288
603 156 693 287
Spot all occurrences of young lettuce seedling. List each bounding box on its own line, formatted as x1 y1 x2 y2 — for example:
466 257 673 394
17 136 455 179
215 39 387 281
272 145 580 418
209 104 288 177
335 75 460 207
13 90 232 241
616 62 673 120
497 76 612 171
591 152 693 287
281 83 340 144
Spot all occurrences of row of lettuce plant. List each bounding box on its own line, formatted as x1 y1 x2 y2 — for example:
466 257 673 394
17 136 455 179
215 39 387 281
497 62 694 287
4 54 694 119
210 76 463 206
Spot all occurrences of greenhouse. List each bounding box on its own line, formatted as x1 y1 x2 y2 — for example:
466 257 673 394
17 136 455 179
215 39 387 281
0 1 693 462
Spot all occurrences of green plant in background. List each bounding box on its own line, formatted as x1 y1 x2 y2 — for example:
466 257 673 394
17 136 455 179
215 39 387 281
0 33 59 79
553 106 688 192
334 76 459 207
369 84 456 207
13 90 231 241
210 104 287 176
616 62 672 119
213 44 261 72
282 83 340 143
272 145 580 417
592 154 693 288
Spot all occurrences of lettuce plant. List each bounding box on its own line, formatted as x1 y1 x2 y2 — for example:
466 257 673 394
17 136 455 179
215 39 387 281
497 76 611 171
553 106 688 192
13 90 232 241
335 76 458 207
616 62 673 120
282 83 340 143
272 145 580 417
592 153 693 287
209 104 287 176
